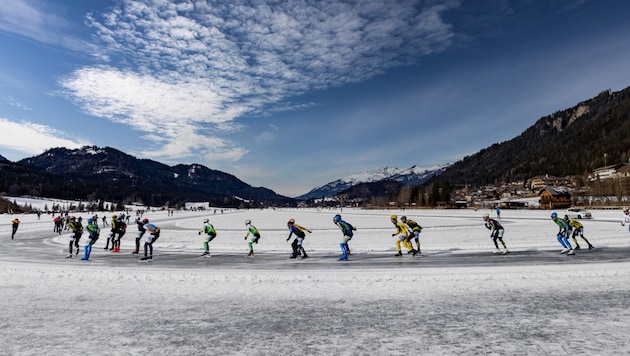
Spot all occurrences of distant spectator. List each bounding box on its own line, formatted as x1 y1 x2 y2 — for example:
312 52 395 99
11 218 20 240
622 208 630 233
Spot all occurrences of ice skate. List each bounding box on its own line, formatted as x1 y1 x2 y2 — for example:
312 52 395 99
65 254 72 258
588 245 594 250
139 256 152 261
560 248 569 254
567 250 575 255
502 249 510 255
412 249 419 256
301 254 309 259
338 255 348 261
394 251 402 257
289 254 297 259
247 251 254 257
574 245 581 250
493 249 501 255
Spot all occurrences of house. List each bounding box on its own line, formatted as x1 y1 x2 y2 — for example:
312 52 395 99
587 164 624 181
538 186 572 209
528 175 571 191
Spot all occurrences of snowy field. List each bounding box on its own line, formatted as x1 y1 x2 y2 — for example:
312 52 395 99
2 199 630 355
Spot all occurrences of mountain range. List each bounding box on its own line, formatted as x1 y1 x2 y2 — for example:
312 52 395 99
296 165 448 200
0 146 294 207
2 85 629 207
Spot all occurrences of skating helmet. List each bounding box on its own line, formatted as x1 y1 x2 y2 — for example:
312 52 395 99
112 214 117 218
550 212 558 219
624 207 629 214
69 215 75 220
245 219 251 225
203 218 209 223
390 215 397 221
564 215 570 222
287 218 295 225
87 218 94 224
142 218 149 224
400 216 407 222
333 214 341 222
483 213 489 220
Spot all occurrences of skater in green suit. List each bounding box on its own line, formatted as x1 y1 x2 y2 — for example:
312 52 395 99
244 219 261 257
198 219 217 257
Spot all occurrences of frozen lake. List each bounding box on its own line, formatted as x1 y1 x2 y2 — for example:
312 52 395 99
1 205 630 355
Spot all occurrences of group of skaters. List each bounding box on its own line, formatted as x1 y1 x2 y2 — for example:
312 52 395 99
482 210 594 256
9 207 619 261
63 213 160 261
197 211 597 260
191 214 357 260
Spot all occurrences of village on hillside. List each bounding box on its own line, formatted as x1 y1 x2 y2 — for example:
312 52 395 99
449 163 630 210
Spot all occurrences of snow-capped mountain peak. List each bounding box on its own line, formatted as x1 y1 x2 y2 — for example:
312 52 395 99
297 164 449 200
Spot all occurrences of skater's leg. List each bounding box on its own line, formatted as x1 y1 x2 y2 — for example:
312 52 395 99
291 239 298 257
557 234 568 248
339 243 347 259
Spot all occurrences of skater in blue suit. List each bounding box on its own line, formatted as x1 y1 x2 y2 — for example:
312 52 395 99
81 218 100 260
551 212 574 255
333 214 355 261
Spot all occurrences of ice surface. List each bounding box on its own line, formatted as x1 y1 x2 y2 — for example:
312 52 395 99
1 203 630 355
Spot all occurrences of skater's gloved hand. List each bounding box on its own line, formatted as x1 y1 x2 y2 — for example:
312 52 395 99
198 231 201 235
392 233 396 237
244 236 247 240
286 237 290 241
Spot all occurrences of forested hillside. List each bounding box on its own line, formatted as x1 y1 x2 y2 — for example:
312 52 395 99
431 87 630 186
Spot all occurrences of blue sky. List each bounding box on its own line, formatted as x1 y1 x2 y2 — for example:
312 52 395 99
1 0 630 197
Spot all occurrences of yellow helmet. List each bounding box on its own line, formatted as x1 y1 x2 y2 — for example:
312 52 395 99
390 215 397 220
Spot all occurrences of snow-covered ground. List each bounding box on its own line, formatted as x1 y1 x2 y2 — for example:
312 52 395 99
2 201 630 355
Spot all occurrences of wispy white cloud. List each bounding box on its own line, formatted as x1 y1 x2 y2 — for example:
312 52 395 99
0 0 91 53
59 0 458 164
0 117 90 155
3 96 33 111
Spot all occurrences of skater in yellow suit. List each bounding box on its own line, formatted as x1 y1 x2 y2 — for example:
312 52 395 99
391 215 418 256
564 215 594 250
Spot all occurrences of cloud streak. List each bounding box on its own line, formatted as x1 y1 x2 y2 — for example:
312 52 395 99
0 117 89 155
0 0 92 53
59 0 458 164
